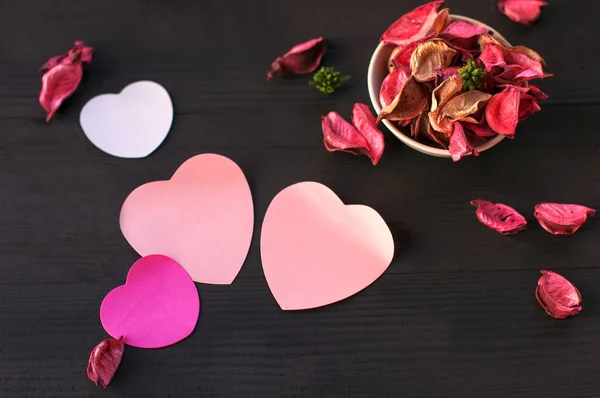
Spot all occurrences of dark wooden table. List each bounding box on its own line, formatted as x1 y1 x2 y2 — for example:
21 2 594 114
1 0 599 396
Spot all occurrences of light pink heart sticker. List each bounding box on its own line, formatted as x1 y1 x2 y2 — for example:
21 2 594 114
120 154 254 284
261 182 394 310
100 255 200 349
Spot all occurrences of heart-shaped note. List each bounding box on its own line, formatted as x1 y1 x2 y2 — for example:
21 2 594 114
80 81 173 158
100 255 200 348
120 153 254 284
261 182 394 310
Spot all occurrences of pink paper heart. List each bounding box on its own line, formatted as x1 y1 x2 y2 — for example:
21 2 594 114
120 154 254 284
100 255 200 348
261 182 394 310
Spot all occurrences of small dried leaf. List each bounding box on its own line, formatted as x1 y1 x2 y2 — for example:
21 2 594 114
536 270 582 319
377 76 430 122
485 86 520 137
379 67 411 108
534 203 596 235
470 200 527 235
449 122 478 161
351 103 385 165
410 39 458 82
499 0 547 26
87 337 124 388
268 37 325 79
381 1 444 46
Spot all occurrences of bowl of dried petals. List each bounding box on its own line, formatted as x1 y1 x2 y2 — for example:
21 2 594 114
367 0 551 161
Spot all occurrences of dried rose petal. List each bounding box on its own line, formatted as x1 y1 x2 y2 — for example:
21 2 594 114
480 43 551 82
485 86 520 137
391 41 421 69
410 39 458 82
322 108 384 165
462 120 496 137
87 337 124 388
377 76 430 122
430 8 450 34
268 37 325 79
536 270 582 319
449 122 478 162
379 67 410 108
351 103 385 165
435 66 460 82
442 21 487 39
39 41 93 121
441 91 491 123
534 203 596 235
388 47 402 72
470 200 527 234
499 0 547 26
381 1 444 46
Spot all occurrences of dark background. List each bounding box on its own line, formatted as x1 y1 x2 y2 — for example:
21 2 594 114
1 0 599 396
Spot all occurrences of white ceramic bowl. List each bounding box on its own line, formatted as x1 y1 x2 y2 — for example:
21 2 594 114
367 15 509 158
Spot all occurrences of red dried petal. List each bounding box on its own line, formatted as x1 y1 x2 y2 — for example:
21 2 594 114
536 270 582 319
449 122 478 162
435 66 460 82
379 67 410 108
462 121 496 138
322 111 377 164
268 37 325 79
499 0 547 26
39 63 83 122
441 21 487 38
392 41 421 68
480 43 551 82
534 203 596 235
470 200 527 235
479 43 506 72
485 86 520 138
39 41 93 121
381 1 444 46
351 103 385 165
87 337 125 388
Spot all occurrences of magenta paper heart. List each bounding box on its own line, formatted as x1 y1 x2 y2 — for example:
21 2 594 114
120 154 254 284
100 255 199 348
261 182 394 310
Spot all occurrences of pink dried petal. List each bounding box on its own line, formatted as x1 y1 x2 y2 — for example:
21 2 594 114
499 0 547 26
39 63 83 122
322 111 376 164
441 21 487 38
485 86 520 137
381 1 444 46
518 94 542 121
479 43 506 72
534 203 596 235
435 66 460 82
268 37 325 79
351 103 385 165
39 41 93 121
379 67 410 108
392 41 421 68
536 270 582 319
87 337 124 388
498 84 548 101
470 200 527 235
449 122 478 162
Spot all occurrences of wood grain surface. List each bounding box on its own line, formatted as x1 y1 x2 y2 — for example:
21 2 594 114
1 0 599 396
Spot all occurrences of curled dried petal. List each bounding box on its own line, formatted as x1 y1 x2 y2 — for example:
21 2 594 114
39 41 93 121
480 43 550 82
431 75 463 112
435 66 460 83
430 8 450 34
449 122 478 162
391 41 422 69
381 1 444 46
499 0 547 26
87 337 124 388
441 21 487 38
485 86 520 137
379 67 410 108
268 37 325 79
462 120 496 137
410 39 458 82
351 103 385 165
534 203 596 235
322 108 384 165
377 76 430 122
536 270 582 319
39 64 83 122
470 200 527 234
442 91 491 123
388 47 402 72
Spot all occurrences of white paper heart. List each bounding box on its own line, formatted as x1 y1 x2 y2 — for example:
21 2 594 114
80 81 173 158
